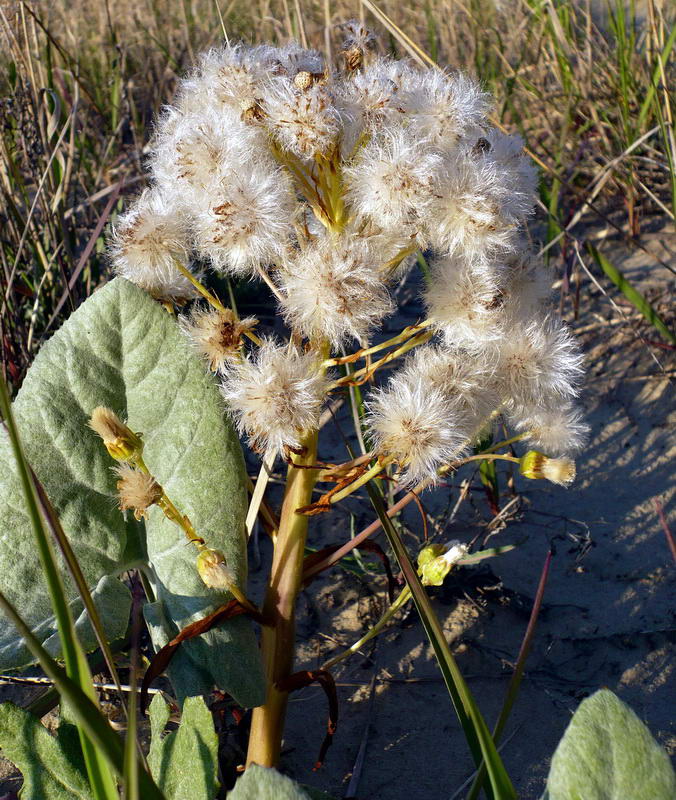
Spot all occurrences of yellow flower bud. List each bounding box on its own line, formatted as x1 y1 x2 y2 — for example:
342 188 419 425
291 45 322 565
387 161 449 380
196 548 235 590
418 543 447 569
418 541 468 587
89 406 143 461
519 450 576 487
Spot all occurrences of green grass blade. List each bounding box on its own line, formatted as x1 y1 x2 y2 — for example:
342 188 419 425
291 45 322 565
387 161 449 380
457 545 517 566
32 475 129 709
0 589 166 800
588 244 675 344
364 482 516 800
637 23 676 130
0 374 118 800
465 549 552 800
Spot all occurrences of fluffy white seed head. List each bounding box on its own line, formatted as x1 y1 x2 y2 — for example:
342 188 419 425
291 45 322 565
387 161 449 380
345 128 442 235
494 315 585 407
429 129 537 260
409 70 490 151
176 44 272 119
499 247 553 320
192 164 296 275
336 57 417 145
264 41 326 78
508 401 589 456
425 255 505 347
278 234 393 346
262 79 341 158
220 339 329 453
149 106 258 202
398 344 498 428
108 37 586 482
109 189 197 302
366 379 470 486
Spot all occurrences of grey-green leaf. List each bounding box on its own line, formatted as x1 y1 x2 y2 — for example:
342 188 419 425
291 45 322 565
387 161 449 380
545 689 676 800
228 765 311 800
0 702 92 800
0 277 264 707
148 694 218 800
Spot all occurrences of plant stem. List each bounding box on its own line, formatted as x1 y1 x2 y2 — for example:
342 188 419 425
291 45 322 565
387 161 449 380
329 330 434 388
246 429 320 767
328 458 388 505
322 320 433 367
173 260 227 314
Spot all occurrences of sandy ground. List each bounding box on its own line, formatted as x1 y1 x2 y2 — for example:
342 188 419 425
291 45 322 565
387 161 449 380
0 223 674 799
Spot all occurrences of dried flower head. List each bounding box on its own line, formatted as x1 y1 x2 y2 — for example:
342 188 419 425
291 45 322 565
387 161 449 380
344 128 442 235
418 540 468 586
192 164 295 275
221 339 329 454
339 20 378 71
179 306 258 372
114 464 163 520
366 379 470 486
110 190 197 302
89 407 143 461
278 234 393 346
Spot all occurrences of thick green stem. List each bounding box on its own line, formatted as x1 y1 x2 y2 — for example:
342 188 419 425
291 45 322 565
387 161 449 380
246 430 319 767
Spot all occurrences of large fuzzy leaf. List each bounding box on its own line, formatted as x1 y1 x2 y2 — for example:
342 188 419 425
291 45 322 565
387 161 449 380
228 765 311 800
148 694 218 800
0 703 92 800
0 277 264 707
544 689 676 799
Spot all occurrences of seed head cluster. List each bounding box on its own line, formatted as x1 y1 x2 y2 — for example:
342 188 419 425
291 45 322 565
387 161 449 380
110 25 587 477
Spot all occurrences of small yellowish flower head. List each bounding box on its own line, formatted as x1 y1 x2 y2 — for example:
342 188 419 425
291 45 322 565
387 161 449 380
196 548 235 590
114 465 163 520
418 540 468 586
519 450 576 487
89 407 143 461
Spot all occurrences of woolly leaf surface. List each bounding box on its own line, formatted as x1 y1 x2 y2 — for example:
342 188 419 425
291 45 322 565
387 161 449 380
545 689 676 800
0 277 263 707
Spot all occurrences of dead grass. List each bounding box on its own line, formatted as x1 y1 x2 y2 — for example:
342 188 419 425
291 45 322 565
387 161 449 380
0 0 674 388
